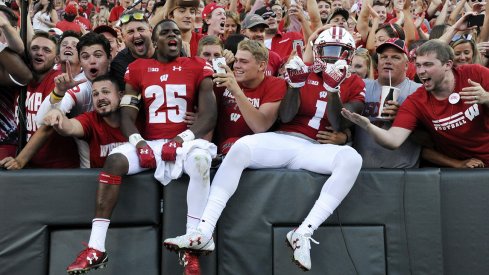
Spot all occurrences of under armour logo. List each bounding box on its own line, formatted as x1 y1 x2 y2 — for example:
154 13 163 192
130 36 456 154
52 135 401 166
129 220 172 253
292 238 300 249
189 237 202 246
173 66 182 71
169 142 177 148
140 149 149 154
230 113 241 122
87 252 99 264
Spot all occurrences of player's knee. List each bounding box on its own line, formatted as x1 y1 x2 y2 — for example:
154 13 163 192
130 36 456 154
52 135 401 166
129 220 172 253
334 147 362 172
103 153 129 176
186 150 212 181
225 139 252 167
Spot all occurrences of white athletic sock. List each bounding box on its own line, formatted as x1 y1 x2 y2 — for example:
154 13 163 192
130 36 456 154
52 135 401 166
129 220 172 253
296 196 337 236
88 218 110 252
197 187 231 239
186 214 201 232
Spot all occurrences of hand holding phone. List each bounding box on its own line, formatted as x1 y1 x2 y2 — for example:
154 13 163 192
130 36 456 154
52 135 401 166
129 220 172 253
467 14 484 28
212 57 227 74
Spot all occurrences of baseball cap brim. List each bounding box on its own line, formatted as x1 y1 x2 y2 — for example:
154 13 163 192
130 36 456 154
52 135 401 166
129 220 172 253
93 25 118 38
376 40 408 55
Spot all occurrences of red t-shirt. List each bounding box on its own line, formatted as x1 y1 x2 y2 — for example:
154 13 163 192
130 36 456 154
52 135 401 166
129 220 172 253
76 111 126 168
21 69 79 168
393 64 489 166
190 31 204 57
75 16 91 30
266 50 282 77
124 57 214 140
109 5 125 23
214 76 286 153
279 73 366 139
56 20 82 33
271 31 304 60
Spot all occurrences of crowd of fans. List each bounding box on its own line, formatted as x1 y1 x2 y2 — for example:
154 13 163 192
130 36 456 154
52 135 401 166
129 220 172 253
0 0 488 170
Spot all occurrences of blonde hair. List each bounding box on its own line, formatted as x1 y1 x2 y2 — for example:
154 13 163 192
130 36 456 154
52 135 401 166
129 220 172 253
237 40 269 64
354 48 374 79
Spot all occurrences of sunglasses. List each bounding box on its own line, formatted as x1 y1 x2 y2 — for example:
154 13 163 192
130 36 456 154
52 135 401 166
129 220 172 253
451 33 473 43
261 12 277 20
120 12 146 24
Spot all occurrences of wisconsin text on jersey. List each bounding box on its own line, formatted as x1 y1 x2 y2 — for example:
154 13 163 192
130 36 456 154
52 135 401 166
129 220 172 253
223 89 260 107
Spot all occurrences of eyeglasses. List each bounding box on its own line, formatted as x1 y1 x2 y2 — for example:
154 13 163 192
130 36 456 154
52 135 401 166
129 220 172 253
451 33 473 43
120 12 146 25
469 0 483 2
261 12 276 20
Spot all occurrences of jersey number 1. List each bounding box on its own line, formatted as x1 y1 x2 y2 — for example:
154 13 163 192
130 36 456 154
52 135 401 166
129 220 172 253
308 100 327 130
145 84 187 123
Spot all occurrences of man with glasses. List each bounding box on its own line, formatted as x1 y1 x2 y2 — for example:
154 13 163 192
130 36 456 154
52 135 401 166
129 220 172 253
110 9 155 90
255 5 305 59
65 19 217 274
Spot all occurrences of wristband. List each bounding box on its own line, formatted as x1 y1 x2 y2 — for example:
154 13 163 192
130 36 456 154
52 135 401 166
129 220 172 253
177 129 195 142
50 90 63 101
129 133 145 146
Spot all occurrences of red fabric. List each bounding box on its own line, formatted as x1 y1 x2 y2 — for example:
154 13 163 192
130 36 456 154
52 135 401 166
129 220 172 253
75 16 91 30
124 57 213 140
271 31 304 60
190 31 204 57
161 140 182 161
279 73 366 139
266 50 282 77
75 111 127 168
109 5 125 22
56 20 82 33
393 64 489 166
214 76 286 154
22 69 79 168
98 172 122 185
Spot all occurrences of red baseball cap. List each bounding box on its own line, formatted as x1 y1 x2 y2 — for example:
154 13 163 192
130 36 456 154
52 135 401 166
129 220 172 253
65 3 78 16
202 2 224 19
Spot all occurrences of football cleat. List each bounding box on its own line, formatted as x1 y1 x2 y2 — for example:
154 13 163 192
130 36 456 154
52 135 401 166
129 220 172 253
163 229 214 255
66 246 108 274
286 230 319 271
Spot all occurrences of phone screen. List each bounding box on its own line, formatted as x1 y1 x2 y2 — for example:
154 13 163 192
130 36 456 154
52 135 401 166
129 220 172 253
467 14 484 28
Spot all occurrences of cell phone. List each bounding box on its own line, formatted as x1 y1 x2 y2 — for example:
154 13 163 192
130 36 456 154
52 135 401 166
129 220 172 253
293 40 304 59
467 14 484 28
212 57 226 74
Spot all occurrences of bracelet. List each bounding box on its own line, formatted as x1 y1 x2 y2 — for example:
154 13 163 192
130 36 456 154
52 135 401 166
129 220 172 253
50 90 63 101
177 129 195 142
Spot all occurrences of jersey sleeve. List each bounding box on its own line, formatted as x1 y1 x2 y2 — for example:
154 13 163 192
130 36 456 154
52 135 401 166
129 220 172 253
392 94 419 130
74 111 93 141
262 77 287 103
343 75 366 103
124 60 143 92
193 57 214 84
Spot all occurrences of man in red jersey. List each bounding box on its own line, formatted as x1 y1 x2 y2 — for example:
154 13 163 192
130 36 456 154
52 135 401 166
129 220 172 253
343 39 489 167
43 75 126 168
66 19 217 274
1 32 79 169
163 26 365 272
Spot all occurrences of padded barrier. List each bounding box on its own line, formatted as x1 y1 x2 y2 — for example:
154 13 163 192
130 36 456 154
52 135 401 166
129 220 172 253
1 168 489 275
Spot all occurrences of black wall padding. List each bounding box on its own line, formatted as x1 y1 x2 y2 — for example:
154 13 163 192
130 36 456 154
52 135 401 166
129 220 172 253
1 168 489 275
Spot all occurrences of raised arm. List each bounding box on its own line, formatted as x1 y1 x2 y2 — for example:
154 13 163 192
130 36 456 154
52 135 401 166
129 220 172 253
0 49 33 86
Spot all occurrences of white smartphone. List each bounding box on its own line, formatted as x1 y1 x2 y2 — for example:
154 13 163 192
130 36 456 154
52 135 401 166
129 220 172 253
212 57 227 74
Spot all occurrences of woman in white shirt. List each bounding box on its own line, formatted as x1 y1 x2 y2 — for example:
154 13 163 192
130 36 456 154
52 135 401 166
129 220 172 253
31 0 59 32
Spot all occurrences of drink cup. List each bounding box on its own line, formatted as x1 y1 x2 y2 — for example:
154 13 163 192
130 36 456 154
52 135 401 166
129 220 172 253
377 86 400 118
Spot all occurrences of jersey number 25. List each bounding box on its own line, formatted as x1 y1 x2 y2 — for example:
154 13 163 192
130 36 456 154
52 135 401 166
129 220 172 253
145 84 187 124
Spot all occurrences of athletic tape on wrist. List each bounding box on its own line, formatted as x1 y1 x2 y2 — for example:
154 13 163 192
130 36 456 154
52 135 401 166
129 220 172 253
120 94 141 110
129 133 145 147
177 129 195 142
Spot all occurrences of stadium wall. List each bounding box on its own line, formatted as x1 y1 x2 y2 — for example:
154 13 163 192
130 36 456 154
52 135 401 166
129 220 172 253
1 168 488 275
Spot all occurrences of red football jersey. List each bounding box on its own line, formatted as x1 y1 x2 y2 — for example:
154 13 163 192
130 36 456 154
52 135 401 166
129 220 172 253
76 111 127 168
393 64 489 165
125 57 213 140
214 76 286 153
279 73 366 139
20 69 79 168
